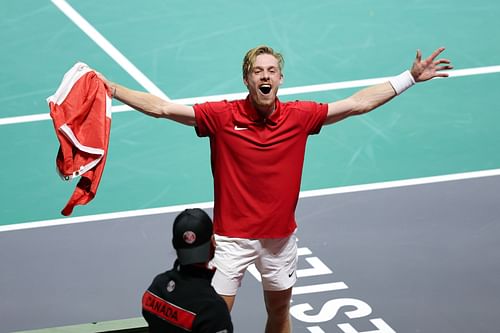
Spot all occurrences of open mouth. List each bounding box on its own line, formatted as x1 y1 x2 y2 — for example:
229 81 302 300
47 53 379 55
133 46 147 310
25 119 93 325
259 84 272 95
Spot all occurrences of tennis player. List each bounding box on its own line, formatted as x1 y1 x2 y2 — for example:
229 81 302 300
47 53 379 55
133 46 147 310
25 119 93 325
99 45 452 333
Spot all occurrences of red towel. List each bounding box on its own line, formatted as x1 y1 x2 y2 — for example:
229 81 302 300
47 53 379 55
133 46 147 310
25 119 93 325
48 62 112 216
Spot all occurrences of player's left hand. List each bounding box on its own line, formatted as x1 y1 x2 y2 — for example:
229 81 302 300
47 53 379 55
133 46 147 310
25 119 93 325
411 47 453 82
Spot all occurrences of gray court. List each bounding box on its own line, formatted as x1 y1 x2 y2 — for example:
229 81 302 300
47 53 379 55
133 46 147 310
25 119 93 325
1 2 500 332
2 175 499 333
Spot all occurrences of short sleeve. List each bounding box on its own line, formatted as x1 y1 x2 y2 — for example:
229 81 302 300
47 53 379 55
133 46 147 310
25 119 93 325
294 101 328 135
193 101 231 138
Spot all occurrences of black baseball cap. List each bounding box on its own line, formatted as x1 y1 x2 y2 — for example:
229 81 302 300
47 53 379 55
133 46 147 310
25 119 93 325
172 208 213 265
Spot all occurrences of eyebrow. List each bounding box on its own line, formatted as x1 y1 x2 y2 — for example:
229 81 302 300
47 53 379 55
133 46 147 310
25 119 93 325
253 65 278 71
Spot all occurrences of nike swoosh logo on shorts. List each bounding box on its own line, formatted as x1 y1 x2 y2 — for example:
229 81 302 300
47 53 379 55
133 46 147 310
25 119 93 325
288 270 295 278
234 125 248 131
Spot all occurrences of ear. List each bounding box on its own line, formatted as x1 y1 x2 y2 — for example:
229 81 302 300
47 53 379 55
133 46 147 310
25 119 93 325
279 73 284 85
243 76 249 87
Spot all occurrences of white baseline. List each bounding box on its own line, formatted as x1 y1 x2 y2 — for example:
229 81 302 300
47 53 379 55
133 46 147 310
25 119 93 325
1 168 500 232
50 0 169 100
1 65 500 126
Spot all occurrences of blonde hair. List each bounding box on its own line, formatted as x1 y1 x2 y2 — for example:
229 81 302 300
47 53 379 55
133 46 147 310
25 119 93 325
242 45 284 79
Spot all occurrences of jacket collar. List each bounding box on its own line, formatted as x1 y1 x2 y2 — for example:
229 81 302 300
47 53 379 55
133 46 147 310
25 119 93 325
174 260 215 280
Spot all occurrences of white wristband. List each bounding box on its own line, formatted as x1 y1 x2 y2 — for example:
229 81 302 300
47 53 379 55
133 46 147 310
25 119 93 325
389 70 415 95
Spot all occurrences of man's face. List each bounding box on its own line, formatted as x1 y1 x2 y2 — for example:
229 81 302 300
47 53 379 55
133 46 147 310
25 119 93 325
244 53 283 115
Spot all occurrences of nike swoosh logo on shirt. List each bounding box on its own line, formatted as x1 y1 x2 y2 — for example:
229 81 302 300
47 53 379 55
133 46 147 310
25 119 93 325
234 125 248 131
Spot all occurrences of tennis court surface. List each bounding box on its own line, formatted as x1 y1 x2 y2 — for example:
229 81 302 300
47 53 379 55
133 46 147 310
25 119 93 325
1 1 499 332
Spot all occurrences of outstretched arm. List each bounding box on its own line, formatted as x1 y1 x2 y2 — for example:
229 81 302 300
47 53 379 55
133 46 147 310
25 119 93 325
324 47 453 125
97 74 196 126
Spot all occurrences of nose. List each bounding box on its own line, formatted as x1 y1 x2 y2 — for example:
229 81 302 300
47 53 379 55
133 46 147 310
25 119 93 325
260 71 270 81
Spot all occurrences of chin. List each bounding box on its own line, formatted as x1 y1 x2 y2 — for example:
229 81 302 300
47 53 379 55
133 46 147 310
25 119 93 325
251 95 272 107
256 100 275 110
259 94 277 104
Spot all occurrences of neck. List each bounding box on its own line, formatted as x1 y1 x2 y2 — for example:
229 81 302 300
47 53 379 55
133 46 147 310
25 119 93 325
192 262 210 270
251 99 275 119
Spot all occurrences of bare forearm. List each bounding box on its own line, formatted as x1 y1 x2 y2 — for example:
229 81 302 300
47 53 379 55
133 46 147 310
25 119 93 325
110 84 196 126
325 81 396 124
325 47 452 126
349 81 397 115
112 84 168 118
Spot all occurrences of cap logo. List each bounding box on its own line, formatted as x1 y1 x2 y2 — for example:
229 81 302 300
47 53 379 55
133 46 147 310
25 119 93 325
183 231 196 244
167 280 176 292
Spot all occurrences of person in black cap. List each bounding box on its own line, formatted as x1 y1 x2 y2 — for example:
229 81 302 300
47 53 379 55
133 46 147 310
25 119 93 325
142 208 233 333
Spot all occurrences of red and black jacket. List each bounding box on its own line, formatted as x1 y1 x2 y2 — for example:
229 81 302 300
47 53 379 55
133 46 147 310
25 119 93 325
142 260 233 333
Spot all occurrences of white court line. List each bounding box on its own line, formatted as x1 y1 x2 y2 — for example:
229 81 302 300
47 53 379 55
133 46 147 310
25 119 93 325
51 0 169 100
1 64 499 126
1 168 500 233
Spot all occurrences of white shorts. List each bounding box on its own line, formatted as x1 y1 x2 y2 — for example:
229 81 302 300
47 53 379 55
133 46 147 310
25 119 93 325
210 230 298 296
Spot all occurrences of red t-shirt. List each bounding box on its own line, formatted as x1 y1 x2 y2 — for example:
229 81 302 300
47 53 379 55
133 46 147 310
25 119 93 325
194 96 328 238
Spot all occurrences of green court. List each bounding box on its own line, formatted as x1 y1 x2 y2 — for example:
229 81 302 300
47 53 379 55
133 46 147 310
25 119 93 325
1 0 499 227
1 2 500 332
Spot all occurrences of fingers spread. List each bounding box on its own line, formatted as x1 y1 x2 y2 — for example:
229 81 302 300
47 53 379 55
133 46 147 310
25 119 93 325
428 47 446 61
438 65 454 71
416 49 422 62
435 59 451 65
